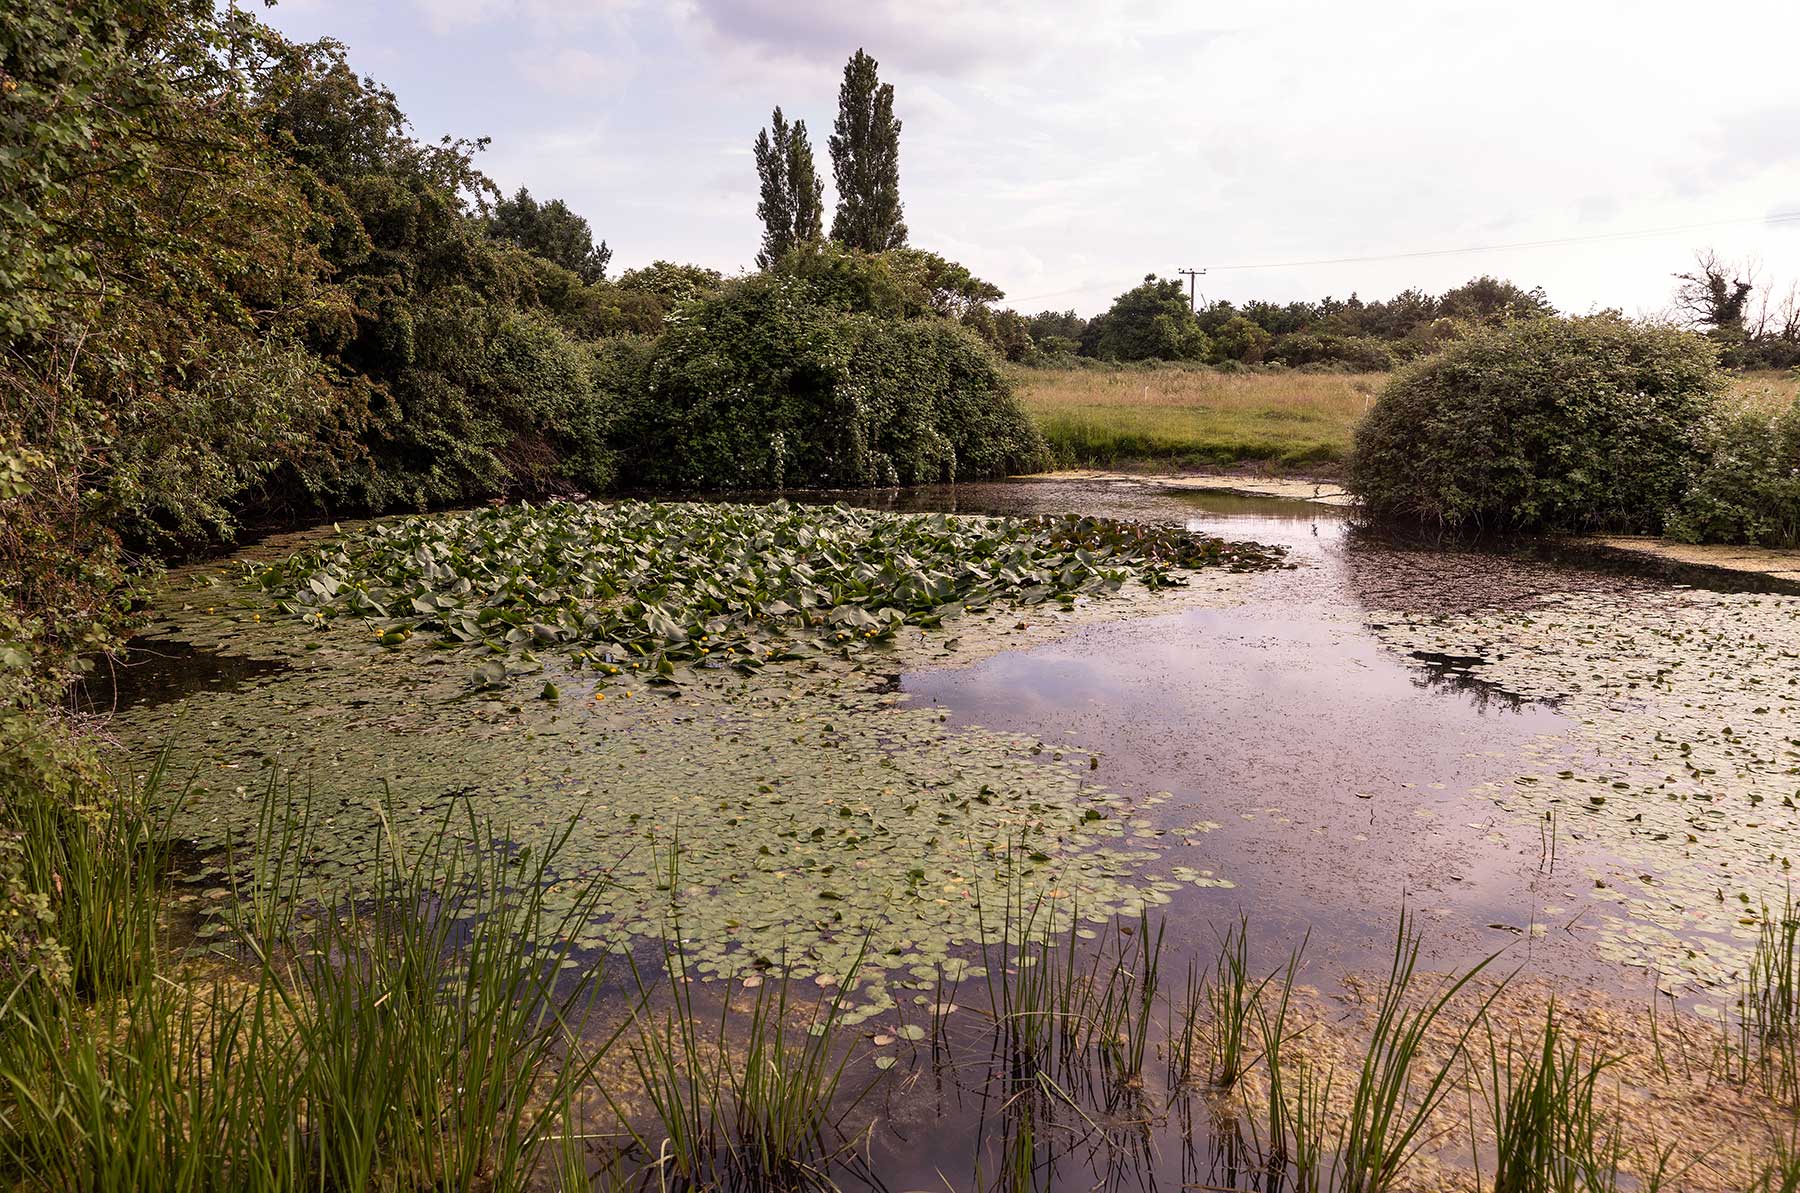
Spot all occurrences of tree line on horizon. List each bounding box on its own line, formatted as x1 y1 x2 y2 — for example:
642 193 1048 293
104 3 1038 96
6 2 1797 715
741 54 1568 371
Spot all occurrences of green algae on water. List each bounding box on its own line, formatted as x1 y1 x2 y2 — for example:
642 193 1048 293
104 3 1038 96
116 501 1280 1000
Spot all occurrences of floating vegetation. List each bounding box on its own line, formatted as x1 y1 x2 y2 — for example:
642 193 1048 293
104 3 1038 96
250 500 1286 688
111 501 1279 993
12 759 1796 1193
1369 588 1800 992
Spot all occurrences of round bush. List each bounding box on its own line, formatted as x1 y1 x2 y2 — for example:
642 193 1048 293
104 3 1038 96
621 275 1049 490
1347 315 1725 532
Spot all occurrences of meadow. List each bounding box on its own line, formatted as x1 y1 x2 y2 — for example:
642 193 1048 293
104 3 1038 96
1013 365 1799 474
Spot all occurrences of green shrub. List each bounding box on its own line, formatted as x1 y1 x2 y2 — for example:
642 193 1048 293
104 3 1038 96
1348 315 1726 532
622 276 1048 490
1666 399 1800 547
297 297 623 509
1085 276 1211 362
846 318 1049 483
1211 315 1274 365
1269 332 1396 372
772 241 923 317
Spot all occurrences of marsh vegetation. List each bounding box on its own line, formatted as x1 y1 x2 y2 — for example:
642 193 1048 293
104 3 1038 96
10 6 1800 1190
8 487 1798 1191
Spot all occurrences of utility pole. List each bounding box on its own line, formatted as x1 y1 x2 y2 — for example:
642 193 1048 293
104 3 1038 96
1177 267 1206 312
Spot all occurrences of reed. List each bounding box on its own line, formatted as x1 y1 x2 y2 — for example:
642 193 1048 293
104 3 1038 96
1251 938 1307 1168
1481 1001 1625 1193
2 752 173 998
1207 915 1269 1088
619 938 870 1189
1334 908 1499 1193
1281 1053 1336 1193
1742 893 1800 1104
1756 1121 1800 1193
0 782 614 1193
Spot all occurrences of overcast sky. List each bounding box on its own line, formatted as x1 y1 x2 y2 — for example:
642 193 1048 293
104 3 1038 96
263 0 1800 320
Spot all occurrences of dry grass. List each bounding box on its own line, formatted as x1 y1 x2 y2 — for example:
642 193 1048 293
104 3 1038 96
1015 365 1800 474
1012 367 1385 472
1726 369 1800 414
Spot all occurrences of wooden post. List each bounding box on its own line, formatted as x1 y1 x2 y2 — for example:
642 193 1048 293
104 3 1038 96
1177 267 1206 311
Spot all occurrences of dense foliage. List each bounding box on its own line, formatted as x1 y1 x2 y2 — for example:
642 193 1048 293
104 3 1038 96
256 500 1286 686
617 273 1048 490
1347 315 1727 532
1 3 1048 721
2 2 345 698
1667 400 1800 547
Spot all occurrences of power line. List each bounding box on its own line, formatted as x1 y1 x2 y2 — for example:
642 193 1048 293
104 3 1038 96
1202 211 1800 272
1008 210 1800 304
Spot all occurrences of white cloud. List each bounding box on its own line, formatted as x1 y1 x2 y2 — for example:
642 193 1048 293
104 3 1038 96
263 0 1800 313
408 0 640 36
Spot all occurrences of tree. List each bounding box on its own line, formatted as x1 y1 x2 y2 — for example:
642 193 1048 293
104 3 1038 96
1212 315 1274 364
1438 276 1554 323
616 260 724 304
3 0 344 689
1674 250 1755 340
828 50 906 252
1027 310 1087 343
257 40 628 511
885 248 1002 317
1088 275 1210 361
963 307 1035 362
488 187 611 283
753 108 824 269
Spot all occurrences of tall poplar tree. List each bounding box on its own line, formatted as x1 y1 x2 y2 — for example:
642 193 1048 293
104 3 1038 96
828 50 906 251
754 108 824 269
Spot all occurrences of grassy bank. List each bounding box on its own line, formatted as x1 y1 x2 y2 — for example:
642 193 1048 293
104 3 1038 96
1014 365 1798 475
8 768 1800 1191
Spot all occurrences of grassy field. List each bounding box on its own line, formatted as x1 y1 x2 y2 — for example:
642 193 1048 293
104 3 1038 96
1013 367 1381 472
1014 365 1800 474
1728 368 1800 414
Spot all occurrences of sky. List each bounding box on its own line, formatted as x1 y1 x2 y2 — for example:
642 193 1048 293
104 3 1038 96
261 0 1800 321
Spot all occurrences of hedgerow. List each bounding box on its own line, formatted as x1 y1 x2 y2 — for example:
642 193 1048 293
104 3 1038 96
1348 316 1726 532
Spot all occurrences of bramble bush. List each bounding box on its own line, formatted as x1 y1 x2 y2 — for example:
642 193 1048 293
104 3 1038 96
619 275 1049 491
1667 398 1800 548
1348 315 1726 532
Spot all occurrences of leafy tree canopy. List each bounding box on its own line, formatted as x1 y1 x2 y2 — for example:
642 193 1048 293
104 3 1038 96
1086 275 1211 362
489 187 612 283
616 261 725 304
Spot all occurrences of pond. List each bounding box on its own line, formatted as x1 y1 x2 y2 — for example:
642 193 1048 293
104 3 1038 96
97 477 1800 1190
